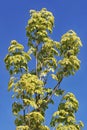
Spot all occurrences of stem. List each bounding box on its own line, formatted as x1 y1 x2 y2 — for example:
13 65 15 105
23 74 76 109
35 42 39 103
36 79 62 113
23 91 26 122
47 80 62 103
36 42 38 76
43 78 62 104
20 67 26 123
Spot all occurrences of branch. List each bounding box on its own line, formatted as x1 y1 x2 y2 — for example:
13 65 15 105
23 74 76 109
35 79 63 113
22 91 26 122
47 79 62 103
36 43 38 76
20 67 26 122
43 78 62 104
35 42 39 103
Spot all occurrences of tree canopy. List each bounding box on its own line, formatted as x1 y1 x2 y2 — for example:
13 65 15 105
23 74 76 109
4 8 84 130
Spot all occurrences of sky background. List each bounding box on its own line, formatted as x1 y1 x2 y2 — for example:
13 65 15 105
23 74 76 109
0 0 87 130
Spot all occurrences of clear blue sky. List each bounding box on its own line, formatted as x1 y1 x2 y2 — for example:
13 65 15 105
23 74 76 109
0 0 87 130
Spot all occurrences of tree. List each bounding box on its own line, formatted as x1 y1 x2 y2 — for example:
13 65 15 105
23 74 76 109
4 8 84 130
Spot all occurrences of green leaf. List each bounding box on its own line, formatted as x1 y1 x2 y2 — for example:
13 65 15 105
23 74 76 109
16 125 29 130
23 99 37 108
51 74 58 81
8 77 16 91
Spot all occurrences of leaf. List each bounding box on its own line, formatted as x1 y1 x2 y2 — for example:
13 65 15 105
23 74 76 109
8 77 15 91
12 102 23 115
79 121 84 128
16 125 29 130
9 40 24 53
26 112 44 123
44 88 52 93
23 99 37 108
53 111 59 117
54 89 65 96
38 125 50 130
51 74 58 81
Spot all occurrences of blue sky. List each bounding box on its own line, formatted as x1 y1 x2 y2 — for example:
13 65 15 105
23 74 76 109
0 0 87 130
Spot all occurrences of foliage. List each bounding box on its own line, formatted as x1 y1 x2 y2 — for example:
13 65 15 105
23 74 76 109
4 8 84 130
50 93 84 130
4 40 30 75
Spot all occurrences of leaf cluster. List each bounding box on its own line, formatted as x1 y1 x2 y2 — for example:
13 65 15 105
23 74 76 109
4 40 30 75
50 93 84 130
